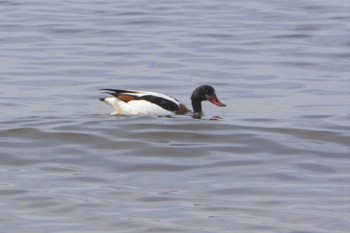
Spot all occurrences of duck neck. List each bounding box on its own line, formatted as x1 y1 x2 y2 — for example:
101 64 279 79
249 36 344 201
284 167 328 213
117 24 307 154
191 99 202 118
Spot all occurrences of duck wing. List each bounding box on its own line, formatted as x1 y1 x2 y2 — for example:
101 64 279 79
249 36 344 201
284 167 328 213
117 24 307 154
100 89 140 102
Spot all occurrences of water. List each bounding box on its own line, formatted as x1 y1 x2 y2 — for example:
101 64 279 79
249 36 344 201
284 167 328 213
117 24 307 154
0 0 349 232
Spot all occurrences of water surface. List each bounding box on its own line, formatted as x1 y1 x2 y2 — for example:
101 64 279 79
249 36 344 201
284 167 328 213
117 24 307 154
0 0 349 232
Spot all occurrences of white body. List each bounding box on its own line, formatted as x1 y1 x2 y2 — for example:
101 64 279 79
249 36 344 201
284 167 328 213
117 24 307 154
102 90 182 116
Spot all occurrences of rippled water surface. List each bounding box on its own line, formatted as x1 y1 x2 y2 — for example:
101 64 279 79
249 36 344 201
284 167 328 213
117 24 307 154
1 0 349 232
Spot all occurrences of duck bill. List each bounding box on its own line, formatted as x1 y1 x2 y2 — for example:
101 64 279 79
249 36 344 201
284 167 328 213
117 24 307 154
209 96 226 107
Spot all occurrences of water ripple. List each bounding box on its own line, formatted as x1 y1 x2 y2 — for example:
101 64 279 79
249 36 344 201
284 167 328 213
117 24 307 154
1 0 349 232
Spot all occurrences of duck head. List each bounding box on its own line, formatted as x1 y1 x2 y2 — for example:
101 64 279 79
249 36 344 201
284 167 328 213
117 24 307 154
191 85 226 118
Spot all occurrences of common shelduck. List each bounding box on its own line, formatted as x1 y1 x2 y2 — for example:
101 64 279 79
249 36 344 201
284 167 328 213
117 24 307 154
100 85 226 118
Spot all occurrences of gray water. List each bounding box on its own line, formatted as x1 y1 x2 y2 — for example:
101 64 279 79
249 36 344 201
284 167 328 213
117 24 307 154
0 0 349 232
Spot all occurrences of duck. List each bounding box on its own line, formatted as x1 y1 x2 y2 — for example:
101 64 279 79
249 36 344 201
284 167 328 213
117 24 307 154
99 85 226 118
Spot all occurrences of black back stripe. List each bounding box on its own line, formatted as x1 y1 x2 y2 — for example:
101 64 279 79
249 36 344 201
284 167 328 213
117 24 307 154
140 95 179 112
100 89 138 95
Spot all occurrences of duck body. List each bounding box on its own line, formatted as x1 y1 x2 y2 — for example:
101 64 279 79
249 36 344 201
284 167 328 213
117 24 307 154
100 85 225 117
100 89 190 116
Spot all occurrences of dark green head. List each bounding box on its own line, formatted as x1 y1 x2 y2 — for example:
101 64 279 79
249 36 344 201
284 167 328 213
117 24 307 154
191 85 226 117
